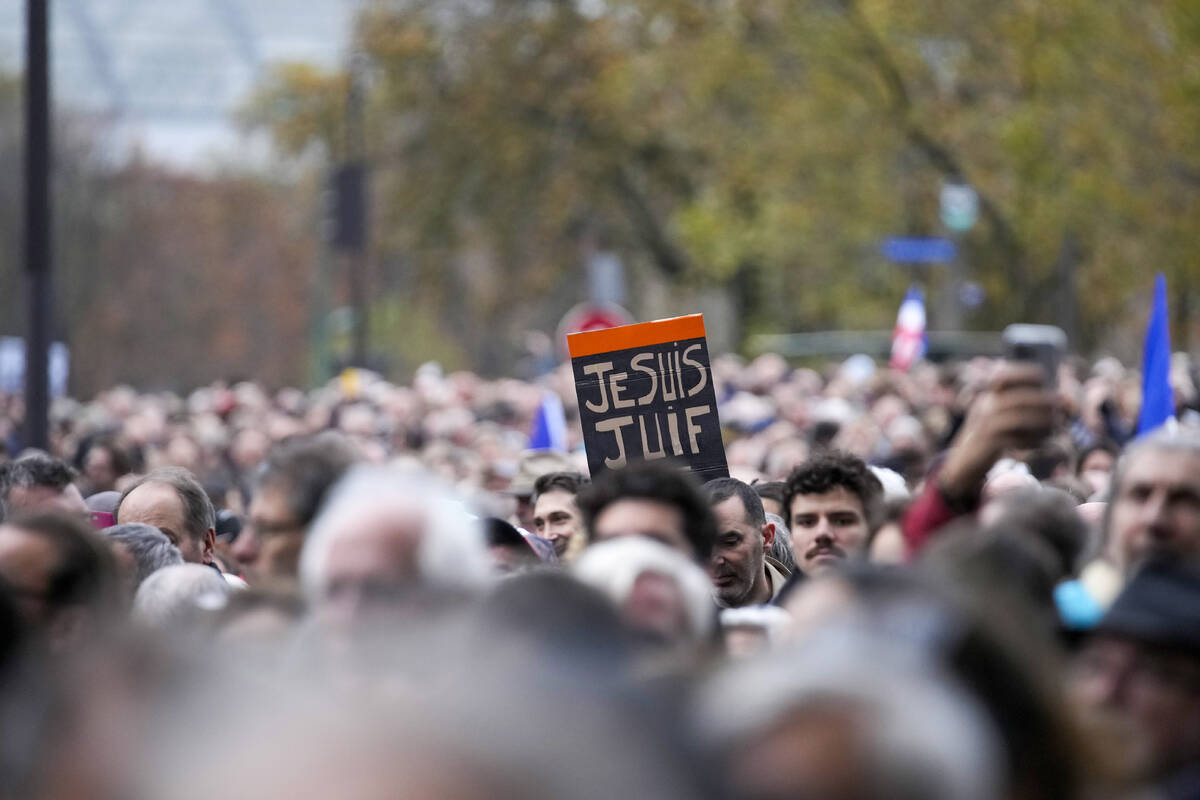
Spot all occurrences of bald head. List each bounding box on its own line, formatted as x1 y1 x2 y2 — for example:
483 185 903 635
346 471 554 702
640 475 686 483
117 469 215 565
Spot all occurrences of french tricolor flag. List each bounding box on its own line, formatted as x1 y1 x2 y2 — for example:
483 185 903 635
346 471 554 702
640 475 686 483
529 391 569 452
890 286 927 371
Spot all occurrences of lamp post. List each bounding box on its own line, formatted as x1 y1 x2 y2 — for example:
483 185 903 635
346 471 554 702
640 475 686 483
24 0 52 450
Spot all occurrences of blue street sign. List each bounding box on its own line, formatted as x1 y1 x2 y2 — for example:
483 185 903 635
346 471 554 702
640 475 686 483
881 237 957 263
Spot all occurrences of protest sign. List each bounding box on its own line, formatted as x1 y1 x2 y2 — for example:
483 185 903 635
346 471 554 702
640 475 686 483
568 314 728 482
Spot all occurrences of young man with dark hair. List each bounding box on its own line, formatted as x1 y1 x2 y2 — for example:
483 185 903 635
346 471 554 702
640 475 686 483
577 461 717 564
705 478 789 607
531 471 589 560
783 451 883 576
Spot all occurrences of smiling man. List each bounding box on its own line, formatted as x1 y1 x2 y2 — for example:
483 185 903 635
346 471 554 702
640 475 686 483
531 471 589 561
704 478 789 607
783 452 883 576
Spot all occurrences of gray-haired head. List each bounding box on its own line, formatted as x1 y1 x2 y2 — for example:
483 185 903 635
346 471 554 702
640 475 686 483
764 512 795 573
1107 426 1200 511
1102 425 1200 571
299 466 491 606
0 452 81 523
133 564 231 630
103 523 184 587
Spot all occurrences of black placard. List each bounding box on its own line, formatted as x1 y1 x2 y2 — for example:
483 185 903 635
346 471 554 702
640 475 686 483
570 323 728 482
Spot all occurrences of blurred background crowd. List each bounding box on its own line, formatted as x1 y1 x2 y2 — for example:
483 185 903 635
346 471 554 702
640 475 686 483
1 349 1191 513
0 350 1199 799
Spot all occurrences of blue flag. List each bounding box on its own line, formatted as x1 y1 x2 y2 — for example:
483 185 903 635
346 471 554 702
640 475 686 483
529 391 568 451
1138 273 1174 434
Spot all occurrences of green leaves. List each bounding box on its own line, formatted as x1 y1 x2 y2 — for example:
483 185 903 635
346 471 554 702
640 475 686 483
242 0 1200 359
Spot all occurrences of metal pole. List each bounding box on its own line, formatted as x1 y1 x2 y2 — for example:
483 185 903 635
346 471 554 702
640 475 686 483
24 0 51 451
346 56 368 369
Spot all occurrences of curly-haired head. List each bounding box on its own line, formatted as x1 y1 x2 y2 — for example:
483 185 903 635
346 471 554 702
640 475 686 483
782 451 884 532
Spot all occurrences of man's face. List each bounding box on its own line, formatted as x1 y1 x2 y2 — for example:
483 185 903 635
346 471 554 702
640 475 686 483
118 482 213 565
7 483 89 521
233 485 305 579
1072 635 1200 778
318 508 424 630
591 499 692 559
0 523 60 626
788 487 869 576
84 448 117 492
709 495 770 607
1109 448 1200 571
622 571 691 642
532 489 582 558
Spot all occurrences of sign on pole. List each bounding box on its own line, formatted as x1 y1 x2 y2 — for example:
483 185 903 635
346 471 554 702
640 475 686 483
881 237 957 264
939 183 978 232
568 314 728 482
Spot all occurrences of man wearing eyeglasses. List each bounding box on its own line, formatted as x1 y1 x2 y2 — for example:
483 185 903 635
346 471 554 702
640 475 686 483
1072 559 1200 798
231 433 359 582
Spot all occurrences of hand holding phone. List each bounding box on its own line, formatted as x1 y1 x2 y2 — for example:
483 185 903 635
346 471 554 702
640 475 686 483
1001 324 1067 389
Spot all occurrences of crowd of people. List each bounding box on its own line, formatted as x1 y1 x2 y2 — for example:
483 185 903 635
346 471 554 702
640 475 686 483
1 348 1200 799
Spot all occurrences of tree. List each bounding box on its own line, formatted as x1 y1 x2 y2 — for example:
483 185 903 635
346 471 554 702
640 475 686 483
243 0 1200 367
0 71 319 395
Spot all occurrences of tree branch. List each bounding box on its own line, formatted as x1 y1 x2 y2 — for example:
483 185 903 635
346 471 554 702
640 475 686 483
609 165 690 277
841 0 1029 291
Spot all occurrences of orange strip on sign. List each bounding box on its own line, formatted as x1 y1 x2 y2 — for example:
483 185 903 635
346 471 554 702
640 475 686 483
567 314 706 359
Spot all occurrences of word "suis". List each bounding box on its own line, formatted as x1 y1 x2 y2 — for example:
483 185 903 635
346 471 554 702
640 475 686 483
579 344 708 414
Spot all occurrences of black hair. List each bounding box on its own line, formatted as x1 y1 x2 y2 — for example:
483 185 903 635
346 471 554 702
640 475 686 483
76 435 133 480
577 461 717 562
782 450 884 531
1074 440 1119 477
704 477 766 528
772 569 807 607
0 454 77 523
752 480 786 506
1025 439 1073 482
532 471 589 504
